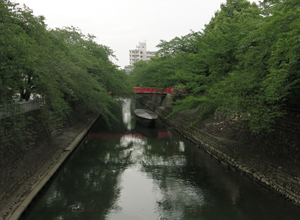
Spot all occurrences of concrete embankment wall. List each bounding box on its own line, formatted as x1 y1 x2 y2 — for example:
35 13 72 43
137 93 300 207
0 106 99 220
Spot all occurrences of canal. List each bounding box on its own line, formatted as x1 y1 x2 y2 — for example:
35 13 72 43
20 98 300 220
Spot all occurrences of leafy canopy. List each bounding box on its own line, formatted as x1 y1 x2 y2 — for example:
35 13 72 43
129 0 300 133
1 0 131 131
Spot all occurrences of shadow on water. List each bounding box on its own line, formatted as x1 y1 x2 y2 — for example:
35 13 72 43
20 98 300 220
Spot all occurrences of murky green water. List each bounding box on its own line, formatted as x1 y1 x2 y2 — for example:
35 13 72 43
21 98 300 220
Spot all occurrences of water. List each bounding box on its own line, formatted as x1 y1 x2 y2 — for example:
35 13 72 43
21 98 300 220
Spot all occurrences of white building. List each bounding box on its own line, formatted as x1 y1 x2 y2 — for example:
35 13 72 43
129 42 156 66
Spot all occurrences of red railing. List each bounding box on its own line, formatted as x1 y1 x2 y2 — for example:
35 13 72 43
134 87 182 94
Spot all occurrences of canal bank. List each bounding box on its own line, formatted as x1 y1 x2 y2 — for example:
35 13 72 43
17 98 300 220
136 93 300 207
0 108 100 220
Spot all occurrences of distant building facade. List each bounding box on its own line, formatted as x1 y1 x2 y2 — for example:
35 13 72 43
129 42 157 66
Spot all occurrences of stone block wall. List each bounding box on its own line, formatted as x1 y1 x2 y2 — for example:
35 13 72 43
201 112 300 165
0 110 58 218
0 106 98 219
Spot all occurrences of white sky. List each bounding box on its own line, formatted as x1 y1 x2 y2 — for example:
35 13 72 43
13 0 260 68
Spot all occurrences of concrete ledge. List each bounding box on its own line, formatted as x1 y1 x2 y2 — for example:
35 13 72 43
6 114 99 220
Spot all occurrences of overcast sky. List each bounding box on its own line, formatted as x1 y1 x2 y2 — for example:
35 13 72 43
13 0 260 68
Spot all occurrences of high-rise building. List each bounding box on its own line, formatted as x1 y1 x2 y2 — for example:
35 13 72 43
129 42 156 66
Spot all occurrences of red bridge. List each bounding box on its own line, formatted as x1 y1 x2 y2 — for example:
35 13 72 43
134 87 183 94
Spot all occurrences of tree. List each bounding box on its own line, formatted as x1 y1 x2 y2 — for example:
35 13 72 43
0 1 131 146
129 0 300 132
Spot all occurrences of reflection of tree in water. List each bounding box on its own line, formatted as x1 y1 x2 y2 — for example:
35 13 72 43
21 98 300 220
137 137 245 220
139 136 288 220
136 138 205 219
139 137 242 219
21 132 140 220
29 98 141 220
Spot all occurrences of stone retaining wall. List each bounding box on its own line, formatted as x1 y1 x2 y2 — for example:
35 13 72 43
136 93 300 207
0 107 98 220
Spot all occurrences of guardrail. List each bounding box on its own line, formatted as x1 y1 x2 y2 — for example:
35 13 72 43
0 100 40 119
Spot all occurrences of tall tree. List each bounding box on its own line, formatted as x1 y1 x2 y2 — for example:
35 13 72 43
0 1 131 144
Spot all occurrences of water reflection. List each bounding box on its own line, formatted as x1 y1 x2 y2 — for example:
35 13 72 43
21 98 300 220
135 121 159 139
121 98 133 130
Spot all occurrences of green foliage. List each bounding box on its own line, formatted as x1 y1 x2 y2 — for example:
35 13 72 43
129 57 177 88
130 0 300 133
0 1 130 145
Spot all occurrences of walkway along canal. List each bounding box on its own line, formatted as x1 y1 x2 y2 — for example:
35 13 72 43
20 98 300 220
